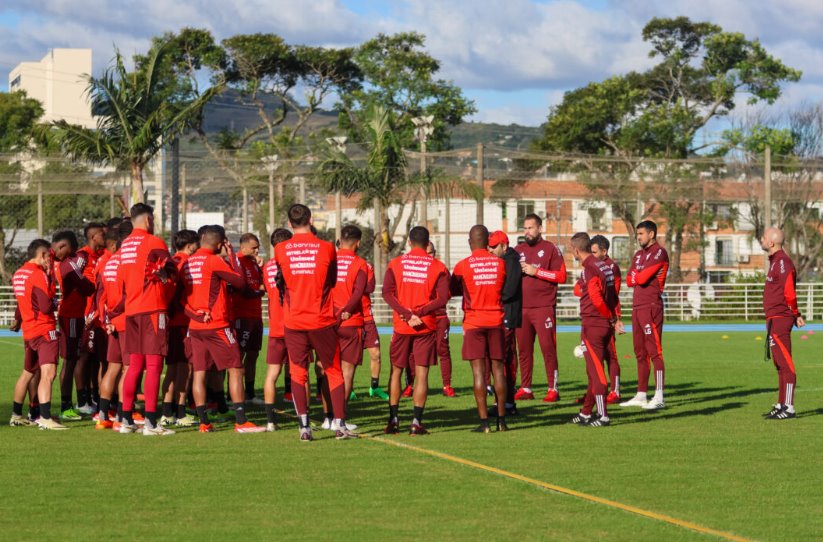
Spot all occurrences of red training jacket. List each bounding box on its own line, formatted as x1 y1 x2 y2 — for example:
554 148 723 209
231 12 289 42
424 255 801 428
450 249 506 329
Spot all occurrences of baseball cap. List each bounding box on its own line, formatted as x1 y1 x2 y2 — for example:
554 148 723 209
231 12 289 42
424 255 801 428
488 231 509 248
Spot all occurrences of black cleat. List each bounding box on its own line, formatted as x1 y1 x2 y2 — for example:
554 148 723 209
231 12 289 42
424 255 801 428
384 420 400 434
588 416 611 427
767 407 796 420
569 413 592 425
472 423 492 434
497 419 509 432
763 404 784 418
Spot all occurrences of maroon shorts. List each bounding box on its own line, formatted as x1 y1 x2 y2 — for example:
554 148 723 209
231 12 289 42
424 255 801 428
58 316 84 360
125 312 168 356
167 326 191 365
80 324 106 355
24 332 59 372
106 330 129 364
266 336 288 365
284 325 339 369
234 318 264 353
189 328 242 372
338 325 364 365
389 332 436 369
363 320 380 350
463 326 505 361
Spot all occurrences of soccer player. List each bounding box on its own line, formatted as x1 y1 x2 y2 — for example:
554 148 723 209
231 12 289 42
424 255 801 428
761 227 804 419
10 239 67 430
620 220 669 410
382 226 450 435
275 204 354 441
51 230 96 421
262 228 293 431
590 234 624 403
112 203 178 435
160 229 199 427
488 230 522 416
362 263 390 400
428 242 456 397
78 221 107 415
569 233 618 427
234 233 266 405
514 213 567 402
182 226 265 434
450 225 508 433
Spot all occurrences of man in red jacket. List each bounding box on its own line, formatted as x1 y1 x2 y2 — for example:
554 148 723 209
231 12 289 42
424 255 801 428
621 220 668 410
234 233 266 404
515 214 567 402
10 239 66 430
382 226 450 435
591 234 624 403
450 225 508 432
569 233 619 427
78 221 107 415
275 204 353 441
761 227 804 419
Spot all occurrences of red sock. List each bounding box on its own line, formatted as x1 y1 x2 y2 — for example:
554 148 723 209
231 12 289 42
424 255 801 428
144 355 163 414
123 354 145 411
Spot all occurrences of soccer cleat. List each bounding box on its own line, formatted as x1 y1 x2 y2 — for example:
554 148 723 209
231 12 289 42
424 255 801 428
76 403 95 416
299 427 313 442
266 422 280 432
368 387 390 400
497 419 510 432
112 421 122 432
321 418 332 430
349 391 358 401
384 420 400 434
10 414 34 427
606 391 621 404
282 392 293 403
234 421 266 433
763 403 783 418
95 420 114 430
335 427 358 440
514 388 534 401
60 408 82 422
569 413 592 425
92 412 102 422
330 419 358 431
619 394 648 407
642 398 665 410
542 389 560 403
37 418 68 430
174 414 198 427
199 423 215 433
472 423 492 434
442 385 456 398
409 423 429 436
159 415 175 426
119 422 138 434
767 405 796 420
143 425 176 436
588 416 611 427
401 385 413 398
132 412 146 425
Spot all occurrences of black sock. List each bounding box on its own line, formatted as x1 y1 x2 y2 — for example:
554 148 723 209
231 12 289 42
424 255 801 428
12 401 23 416
284 364 292 392
234 403 247 424
413 406 424 426
29 403 40 419
264 403 277 424
77 388 87 406
176 403 187 419
480 418 489 426
196 405 209 425
245 382 254 400
123 410 134 425
216 394 228 414
99 399 111 421
146 411 158 427
41 401 52 420
61 396 71 412
316 375 325 397
389 404 399 422
116 402 123 421
91 388 100 405
162 401 174 418
371 377 380 389
111 394 119 408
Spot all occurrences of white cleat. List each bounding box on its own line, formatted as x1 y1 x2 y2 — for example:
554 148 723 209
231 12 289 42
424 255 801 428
10 414 35 427
159 415 175 426
174 414 198 427
142 424 176 436
119 423 138 434
76 404 95 416
642 398 666 410
321 418 332 430
330 419 357 431
619 394 649 408
37 417 68 430
265 422 280 432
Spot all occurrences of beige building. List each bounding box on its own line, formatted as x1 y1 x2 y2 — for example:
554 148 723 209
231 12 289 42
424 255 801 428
9 48 95 128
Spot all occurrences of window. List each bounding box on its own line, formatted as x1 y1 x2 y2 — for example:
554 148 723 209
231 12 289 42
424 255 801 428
714 238 734 266
10 75 21 90
516 201 535 225
587 207 607 231
708 203 735 228
707 271 732 284
611 236 630 262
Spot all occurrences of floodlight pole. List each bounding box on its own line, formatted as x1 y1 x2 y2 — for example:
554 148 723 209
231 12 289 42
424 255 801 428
326 137 348 241
413 116 434 227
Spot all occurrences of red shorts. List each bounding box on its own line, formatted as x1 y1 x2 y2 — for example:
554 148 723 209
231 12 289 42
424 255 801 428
363 320 380 349
389 332 436 369
266 336 288 365
81 324 106 355
106 330 128 364
284 325 339 369
167 326 191 365
463 326 505 361
24 332 59 372
125 312 168 356
58 316 84 360
338 325 364 365
190 328 242 372
234 318 264 353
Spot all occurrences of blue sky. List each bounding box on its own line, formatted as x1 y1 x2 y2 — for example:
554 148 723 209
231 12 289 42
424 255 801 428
1 0 822 127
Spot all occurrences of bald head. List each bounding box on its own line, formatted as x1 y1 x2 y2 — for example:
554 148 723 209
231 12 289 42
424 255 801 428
760 227 785 255
469 225 489 250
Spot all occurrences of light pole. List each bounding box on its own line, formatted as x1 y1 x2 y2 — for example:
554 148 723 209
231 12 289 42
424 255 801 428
261 154 280 235
412 115 434 227
326 136 348 241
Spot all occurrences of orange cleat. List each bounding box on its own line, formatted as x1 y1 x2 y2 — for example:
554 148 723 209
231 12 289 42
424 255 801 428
96 420 113 430
199 423 215 433
542 389 560 403
234 421 266 433
442 386 456 397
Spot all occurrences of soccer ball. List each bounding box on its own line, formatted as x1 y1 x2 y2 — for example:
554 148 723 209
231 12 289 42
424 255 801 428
573 344 585 359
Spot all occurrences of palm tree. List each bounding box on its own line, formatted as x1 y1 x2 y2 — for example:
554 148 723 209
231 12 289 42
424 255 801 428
43 41 218 204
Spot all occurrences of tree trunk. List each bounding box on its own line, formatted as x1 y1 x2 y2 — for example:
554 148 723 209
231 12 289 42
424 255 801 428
131 163 145 205
670 226 684 282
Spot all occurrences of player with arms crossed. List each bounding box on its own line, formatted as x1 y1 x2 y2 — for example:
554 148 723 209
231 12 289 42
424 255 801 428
590 234 624 403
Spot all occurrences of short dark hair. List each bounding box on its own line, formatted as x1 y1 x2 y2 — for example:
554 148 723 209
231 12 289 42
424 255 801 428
239 233 260 246
636 220 657 236
523 213 542 226
199 225 225 245
106 217 123 230
83 222 106 239
105 228 120 244
341 225 362 242
271 228 293 246
173 229 198 251
409 226 430 248
27 239 51 260
52 230 79 251
129 203 154 220
590 234 610 251
288 204 311 227
570 232 592 252
117 219 133 243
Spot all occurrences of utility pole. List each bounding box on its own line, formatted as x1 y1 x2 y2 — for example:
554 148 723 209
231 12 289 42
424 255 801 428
170 137 180 236
37 178 44 237
181 164 187 229
326 137 348 241
261 155 280 236
476 143 485 225
764 145 772 272
412 116 434 227
242 186 249 234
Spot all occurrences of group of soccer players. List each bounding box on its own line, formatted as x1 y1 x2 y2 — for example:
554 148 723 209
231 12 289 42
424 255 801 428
8 200 804 437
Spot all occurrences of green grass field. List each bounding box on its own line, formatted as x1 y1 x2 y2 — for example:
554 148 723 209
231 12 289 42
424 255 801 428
0 330 821 541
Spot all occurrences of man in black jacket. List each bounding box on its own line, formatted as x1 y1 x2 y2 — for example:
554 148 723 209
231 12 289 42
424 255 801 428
489 231 522 417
